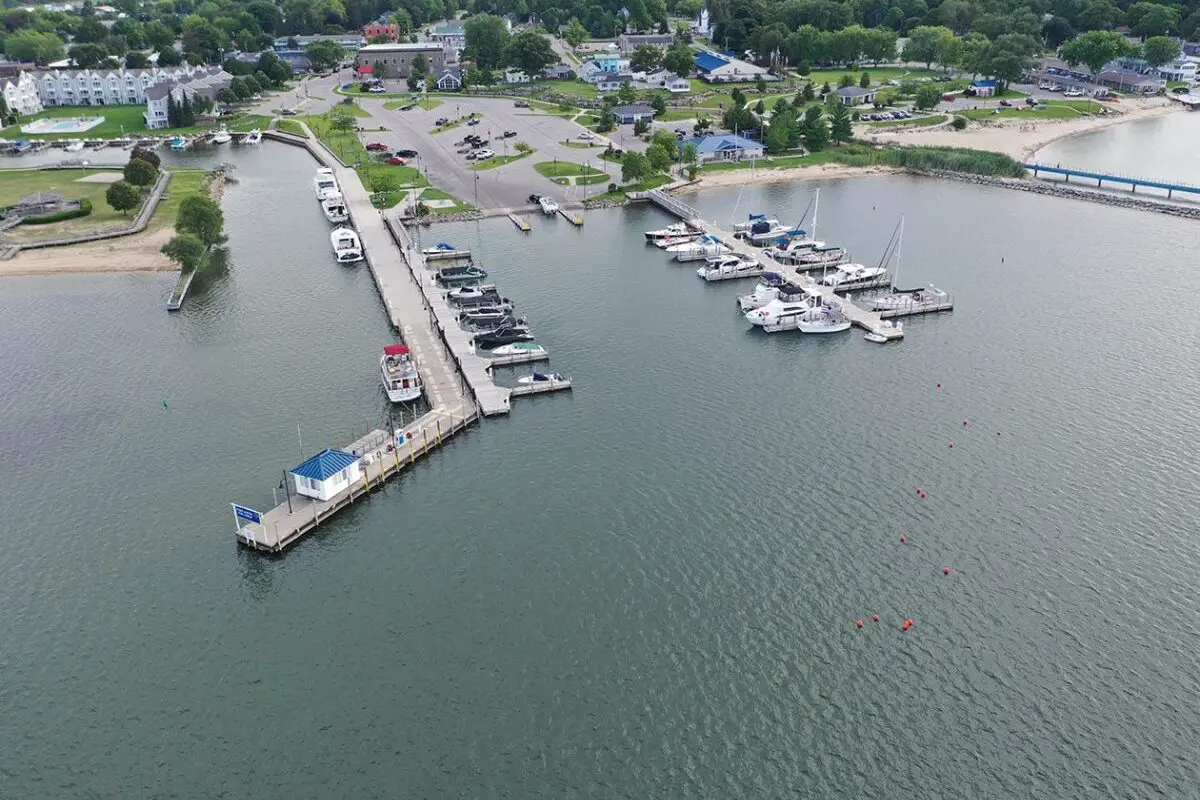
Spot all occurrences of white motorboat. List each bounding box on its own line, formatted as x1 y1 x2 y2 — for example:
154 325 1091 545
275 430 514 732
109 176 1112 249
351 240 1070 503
871 285 950 311
797 307 851 333
321 191 348 223
864 331 889 343
488 342 547 358
380 344 423 402
736 272 791 311
446 284 498 303
820 263 888 287
696 255 761 281
538 195 559 215
669 235 730 262
64 140 85 152
314 167 339 201
733 214 779 236
517 371 567 385
791 244 848 267
241 129 262 145
744 287 824 328
745 223 806 247
211 127 231 144
652 232 699 249
422 242 457 256
330 226 363 263
645 222 693 241
765 238 825 262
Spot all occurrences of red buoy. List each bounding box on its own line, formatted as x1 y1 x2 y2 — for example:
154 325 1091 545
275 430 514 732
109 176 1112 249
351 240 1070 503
899 535 907 543
948 441 955 448
963 419 970 426
943 566 951 575
901 620 912 632
936 383 942 389
856 619 864 629
872 614 880 622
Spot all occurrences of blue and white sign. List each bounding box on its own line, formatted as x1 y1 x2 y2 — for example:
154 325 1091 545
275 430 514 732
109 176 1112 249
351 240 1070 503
394 430 407 446
233 504 262 524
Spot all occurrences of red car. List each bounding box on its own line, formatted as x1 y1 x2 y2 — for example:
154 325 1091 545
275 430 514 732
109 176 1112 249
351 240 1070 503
387 156 408 165
365 142 388 151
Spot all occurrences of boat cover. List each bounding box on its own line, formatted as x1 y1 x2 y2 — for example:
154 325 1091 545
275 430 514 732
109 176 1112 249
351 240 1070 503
383 344 410 356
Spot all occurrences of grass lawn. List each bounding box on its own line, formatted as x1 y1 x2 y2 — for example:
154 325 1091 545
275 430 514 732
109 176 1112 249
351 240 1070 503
586 172 671 203
865 114 947 128
431 114 479 134
530 80 599 98
150 168 208 231
577 172 611 185
0 105 270 140
534 161 606 179
959 104 1085 121
276 119 308 137
562 139 605 149
384 97 442 111
419 186 473 214
470 150 534 170
656 109 706 121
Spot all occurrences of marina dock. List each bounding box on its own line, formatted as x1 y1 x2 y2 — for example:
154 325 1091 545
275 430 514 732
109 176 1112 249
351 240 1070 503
509 376 572 396
558 208 584 226
508 212 531 231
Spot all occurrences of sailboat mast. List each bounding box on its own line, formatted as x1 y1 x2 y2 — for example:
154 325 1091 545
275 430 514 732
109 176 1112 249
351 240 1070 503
812 188 819 241
892 216 904 292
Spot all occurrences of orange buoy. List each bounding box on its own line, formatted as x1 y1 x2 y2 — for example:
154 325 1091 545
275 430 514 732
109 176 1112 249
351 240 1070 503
943 566 951 575
902 619 913 631
872 614 880 622
856 619 864 628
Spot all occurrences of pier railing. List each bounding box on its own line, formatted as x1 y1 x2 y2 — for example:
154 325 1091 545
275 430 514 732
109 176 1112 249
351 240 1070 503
644 189 701 222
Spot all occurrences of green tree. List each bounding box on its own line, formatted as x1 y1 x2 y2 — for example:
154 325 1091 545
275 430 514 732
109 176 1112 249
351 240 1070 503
176 194 225 246
902 26 954 69
161 233 206 271
563 17 587 49
630 44 662 73
613 82 634 105
1059 30 1138 75
755 75 767 93
306 39 345 72
859 71 870 88
765 105 796 153
801 82 815 102
1128 2 1177 37
838 72 854 88
130 147 160 168
1141 35 1181 69
504 30 556 76
646 141 673 171
166 93 179 128
621 150 651 182
914 83 943 110
864 28 897 65
328 107 357 134
125 52 150 68
662 42 693 78
217 87 236 105
69 42 109 67
5 30 65 64
801 105 828 151
180 91 194 126
181 14 226 63
105 180 141 215
681 142 698 165
829 101 852 144
144 20 175 51
595 107 617 132
124 157 157 186
633 117 650 135
156 47 183 67
464 14 510 70
649 92 668 116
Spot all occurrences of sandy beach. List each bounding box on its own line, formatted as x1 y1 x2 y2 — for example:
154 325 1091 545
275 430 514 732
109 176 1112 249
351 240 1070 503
863 96 1177 161
694 162 900 190
0 227 176 277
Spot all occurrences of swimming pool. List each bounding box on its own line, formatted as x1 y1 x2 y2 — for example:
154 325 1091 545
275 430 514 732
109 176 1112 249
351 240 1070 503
21 116 106 134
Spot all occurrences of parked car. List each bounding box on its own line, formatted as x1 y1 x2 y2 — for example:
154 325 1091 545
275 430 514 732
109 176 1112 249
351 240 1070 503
528 193 542 203
400 103 417 111
1064 88 1084 97
369 86 386 93
1025 97 1038 106
998 99 1012 107
578 131 595 140
365 142 388 151
514 100 530 108
280 108 297 116
394 149 418 158
435 117 449 125
934 75 952 82
474 148 495 160
388 156 408 165
467 118 480 126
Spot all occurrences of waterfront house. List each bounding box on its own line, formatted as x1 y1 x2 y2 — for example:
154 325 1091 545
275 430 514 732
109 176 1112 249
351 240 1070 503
504 68 530 84
354 43 446 79
836 86 876 106
690 133 764 162
969 78 997 97
542 64 573 80
32 65 227 109
612 103 655 124
143 68 232 128
290 448 362 502
640 69 691 92
2 72 43 116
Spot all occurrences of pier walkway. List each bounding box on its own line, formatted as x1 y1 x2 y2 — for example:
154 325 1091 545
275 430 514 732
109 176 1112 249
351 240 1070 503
1024 163 1200 199
642 190 906 340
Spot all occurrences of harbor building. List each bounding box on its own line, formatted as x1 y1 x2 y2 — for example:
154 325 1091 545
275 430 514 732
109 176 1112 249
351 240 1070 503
290 448 363 502
354 43 446 79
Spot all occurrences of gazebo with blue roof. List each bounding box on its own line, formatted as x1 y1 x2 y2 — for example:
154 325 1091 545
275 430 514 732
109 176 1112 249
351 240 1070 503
290 448 362 502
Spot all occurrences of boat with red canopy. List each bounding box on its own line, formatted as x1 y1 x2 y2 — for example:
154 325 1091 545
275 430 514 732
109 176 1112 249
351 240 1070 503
380 344 422 403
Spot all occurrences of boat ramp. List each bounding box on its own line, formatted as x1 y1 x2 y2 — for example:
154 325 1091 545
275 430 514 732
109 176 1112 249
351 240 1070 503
638 190 954 340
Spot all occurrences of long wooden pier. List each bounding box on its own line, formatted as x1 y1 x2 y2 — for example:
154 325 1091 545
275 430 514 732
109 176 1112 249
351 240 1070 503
640 190 908 340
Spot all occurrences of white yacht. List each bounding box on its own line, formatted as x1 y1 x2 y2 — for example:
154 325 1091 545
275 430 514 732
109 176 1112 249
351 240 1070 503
870 286 950 311
696 255 761 281
733 215 779 236
668 235 729 262
517 371 568 385
314 167 339 201
736 272 791 311
64 140 85 152
211 127 231 144
791 244 848 268
744 287 824 328
380 344 423 402
241 129 262 145
644 222 693 241
330 226 363 263
745 224 806 247
488 342 547 359
765 238 824 262
538 195 559 215
321 191 349 223
797 307 852 333
652 232 699 249
820 263 887 287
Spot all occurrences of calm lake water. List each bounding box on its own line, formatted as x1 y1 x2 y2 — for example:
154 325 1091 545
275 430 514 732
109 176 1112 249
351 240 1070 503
3 144 1200 798
1037 106 1200 187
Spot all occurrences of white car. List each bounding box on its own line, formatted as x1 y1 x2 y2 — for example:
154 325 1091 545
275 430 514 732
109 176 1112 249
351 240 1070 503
472 149 495 160
1063 88 1084 97
369 86 386 93
578 131 595 140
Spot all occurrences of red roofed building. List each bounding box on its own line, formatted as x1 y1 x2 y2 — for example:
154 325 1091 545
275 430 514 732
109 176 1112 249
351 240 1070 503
363 22 400 42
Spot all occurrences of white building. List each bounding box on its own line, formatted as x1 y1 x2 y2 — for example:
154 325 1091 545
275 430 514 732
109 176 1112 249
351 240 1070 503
31 65 223 108
2 71 43 116
639 69 690 93
289 448 363 502
503 68 530 84
143 68 232 129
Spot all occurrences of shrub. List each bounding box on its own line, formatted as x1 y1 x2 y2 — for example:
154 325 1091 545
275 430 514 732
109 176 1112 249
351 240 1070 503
950 116 967 130
22 198 92 224
607 182 617 193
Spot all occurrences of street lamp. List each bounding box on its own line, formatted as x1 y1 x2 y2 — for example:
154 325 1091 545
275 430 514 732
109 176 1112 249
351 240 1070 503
474 173 479 206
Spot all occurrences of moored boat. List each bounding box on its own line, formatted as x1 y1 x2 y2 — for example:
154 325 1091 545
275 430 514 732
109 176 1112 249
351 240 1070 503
436 264 488 284
736 271 792 311
422 242 457 256
819 263 888 288
745 221 806 246
330 226 363 263
211 127 231 144
314 167 338 201
644 222 693 241
696 255 761 281
789 244 848 268
170 136 186 151
380 344 423 402
669 234 730 262
765 238 825 262
64 140 85 152
448 285 509 308
733 214 778 236
744 286 825 328
241 129 262 145
517 371 567 385
652 232 699 249
321 191 348 223
797 307 852 334
488 341 547 358
870 285 950 312
474 324 534 349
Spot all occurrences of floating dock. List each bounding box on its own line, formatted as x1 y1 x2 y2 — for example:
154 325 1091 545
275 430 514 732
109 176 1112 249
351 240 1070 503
424 248 472 261
558 208 584 226
508 212 531 231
